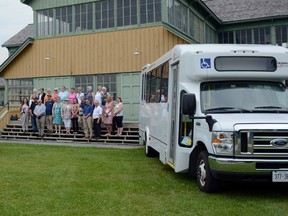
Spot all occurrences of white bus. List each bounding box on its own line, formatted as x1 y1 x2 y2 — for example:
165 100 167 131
139 44 288 193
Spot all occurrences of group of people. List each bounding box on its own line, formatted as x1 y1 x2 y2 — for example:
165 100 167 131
19 86 124 140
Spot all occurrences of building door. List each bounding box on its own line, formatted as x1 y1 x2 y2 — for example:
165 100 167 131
121 73 140 121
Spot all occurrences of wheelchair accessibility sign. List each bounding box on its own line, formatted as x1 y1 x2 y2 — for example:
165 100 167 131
200 58 211 69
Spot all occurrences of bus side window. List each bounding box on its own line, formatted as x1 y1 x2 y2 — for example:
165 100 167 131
161 63 169 103
146 71 151 103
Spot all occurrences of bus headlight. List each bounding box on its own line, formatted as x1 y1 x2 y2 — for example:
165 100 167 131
212 132 234 156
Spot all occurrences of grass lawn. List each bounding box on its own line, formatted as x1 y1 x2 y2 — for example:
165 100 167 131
0 143 287 216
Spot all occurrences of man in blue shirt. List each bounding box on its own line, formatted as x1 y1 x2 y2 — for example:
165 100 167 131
45 95 54 133
83 99 93 140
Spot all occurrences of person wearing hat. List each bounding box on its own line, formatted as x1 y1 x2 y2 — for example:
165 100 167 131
53 88 59 102
45 94 54 133
34 99 46 139
61 98 72 135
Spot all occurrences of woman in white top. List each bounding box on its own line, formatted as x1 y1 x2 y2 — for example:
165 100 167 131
94 85 102 105
113 97 124 136
29 88 38 107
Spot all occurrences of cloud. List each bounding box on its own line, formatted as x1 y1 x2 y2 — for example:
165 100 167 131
0 0 33 65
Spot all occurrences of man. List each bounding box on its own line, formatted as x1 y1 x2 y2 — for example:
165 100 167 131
45 94 54 133
78 96 86 129
34 99 46 139
76 87 84 104
83 99 93 140
92 100 102 140
29 97 38 133
38 87 46 103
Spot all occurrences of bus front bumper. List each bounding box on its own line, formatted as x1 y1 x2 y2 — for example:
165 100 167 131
208 156 288 181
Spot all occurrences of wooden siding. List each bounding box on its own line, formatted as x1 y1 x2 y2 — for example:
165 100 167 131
2 26 188 79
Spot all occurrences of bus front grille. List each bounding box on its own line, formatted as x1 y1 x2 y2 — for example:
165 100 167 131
235 129 288 157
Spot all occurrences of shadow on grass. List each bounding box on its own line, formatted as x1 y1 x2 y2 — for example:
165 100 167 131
150 157 288 198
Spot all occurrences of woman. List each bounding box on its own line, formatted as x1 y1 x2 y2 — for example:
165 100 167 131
86 86 95 105
58 86 69 103
61 99 72 135
71 98 79 134
43 88 52 104
52 88 59 102
20 97 29 132
52 97 62 134
114 97 124 136
94 85 102 105
68 88 77 104
103 94 114 136
29 88 38 107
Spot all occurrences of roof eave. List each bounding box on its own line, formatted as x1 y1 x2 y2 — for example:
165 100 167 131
196 0 222 24
222 15 288 25
0 37 34 73
2 43 24 48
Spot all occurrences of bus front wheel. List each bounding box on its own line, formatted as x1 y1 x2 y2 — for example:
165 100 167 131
196 151 219 193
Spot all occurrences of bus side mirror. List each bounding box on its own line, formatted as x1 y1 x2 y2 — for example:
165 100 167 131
182 93 196 116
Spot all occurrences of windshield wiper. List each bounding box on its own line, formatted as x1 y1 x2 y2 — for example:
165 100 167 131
205 107 252 113
252 106 288 113
254 106 284 109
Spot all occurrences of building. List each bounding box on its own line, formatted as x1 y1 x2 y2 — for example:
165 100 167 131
1 0 288 122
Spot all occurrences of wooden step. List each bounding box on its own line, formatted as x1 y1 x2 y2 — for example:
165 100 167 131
1 121 140 145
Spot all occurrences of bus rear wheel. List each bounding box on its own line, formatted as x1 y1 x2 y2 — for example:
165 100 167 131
196 151 219 193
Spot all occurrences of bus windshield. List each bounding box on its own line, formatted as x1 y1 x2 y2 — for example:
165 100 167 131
201 81 288 113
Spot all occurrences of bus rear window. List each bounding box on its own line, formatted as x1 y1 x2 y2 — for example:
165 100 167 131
215 56 277 72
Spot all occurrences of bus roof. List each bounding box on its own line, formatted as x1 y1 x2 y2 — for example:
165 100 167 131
142 44 288 81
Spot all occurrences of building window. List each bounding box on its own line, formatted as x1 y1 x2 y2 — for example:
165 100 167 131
75 3 93 32
205 25 216 43
75 75 94 94
96 74 117 99
140 0 161 24
276 26 288 46
37 9 54 36
117 0 137 27
96 0 115 29
55 6 73 34
254 27 271 44
218 31 234 44
8 79 33 105
235 29 252 44
188 10 195 38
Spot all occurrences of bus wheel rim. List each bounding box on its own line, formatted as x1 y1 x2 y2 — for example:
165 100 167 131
198 159 207 187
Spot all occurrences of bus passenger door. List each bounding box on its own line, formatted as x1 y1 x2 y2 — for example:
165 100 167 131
168 64 178 164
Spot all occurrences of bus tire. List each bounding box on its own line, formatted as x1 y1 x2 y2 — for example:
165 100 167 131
196 151 219 193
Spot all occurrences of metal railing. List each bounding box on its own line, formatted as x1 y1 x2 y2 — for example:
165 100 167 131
0 101 9 113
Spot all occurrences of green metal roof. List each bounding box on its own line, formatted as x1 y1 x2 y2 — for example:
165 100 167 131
0 37 34 73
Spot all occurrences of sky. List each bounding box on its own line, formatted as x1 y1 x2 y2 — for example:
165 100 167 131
0 0 33 65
